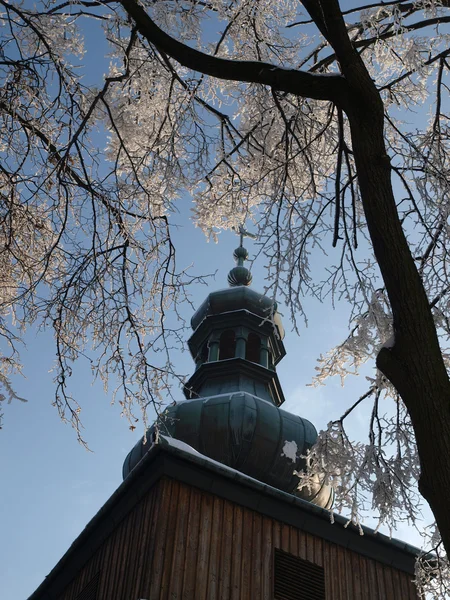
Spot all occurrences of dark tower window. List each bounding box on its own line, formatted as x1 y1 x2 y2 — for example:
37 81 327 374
246 332 261 364
269 349 275 370
274 548 325 600
200 342 209 364
219 330 236 360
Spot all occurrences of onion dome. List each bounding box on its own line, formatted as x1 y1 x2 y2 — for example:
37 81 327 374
123 237 333 509
227 245 252 287
123 393 333 509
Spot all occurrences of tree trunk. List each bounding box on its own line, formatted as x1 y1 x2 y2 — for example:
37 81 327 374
344 68 450 556
308 0 450 553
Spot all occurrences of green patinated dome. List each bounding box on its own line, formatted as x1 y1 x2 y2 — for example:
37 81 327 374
228 265 253 287
122 393 333 509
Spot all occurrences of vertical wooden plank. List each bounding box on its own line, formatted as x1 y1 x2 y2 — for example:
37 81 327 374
337 544 348 600
141 482 165 597
115 501 135 598
298 529 307 560
97 535 113 599
272 518 281 551
195 491 214 600
261 517 273 600
182 486 201 599
344 548 355 600
218 497 234 600
397 570 411 600
149 478 174 600
281 522 290 552
134 486 157 600
230 505 243 600
357 556 370 600
390 565 403 600
104 505 128 599
327 542 339 600
289 525 298 557
240 508 253 598
375 560 386 599
383 564 396 600
351 553 363 599
158 479 182 600
406 572 419 600
365 556 379 600
396 568 418 600
251 512 262 598
322 540 333 600
306 532 315 564
96 521 113 600
206 495 223 600
167 482 191 599
117 498 142 598
314 535 323 568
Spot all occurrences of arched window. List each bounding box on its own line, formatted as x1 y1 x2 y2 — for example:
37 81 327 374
246 332 261 364
219 330 236 360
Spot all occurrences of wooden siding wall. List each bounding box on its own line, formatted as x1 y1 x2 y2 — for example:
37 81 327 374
59 477 418 600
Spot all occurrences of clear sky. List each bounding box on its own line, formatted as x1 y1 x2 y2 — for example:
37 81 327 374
0 5 433 599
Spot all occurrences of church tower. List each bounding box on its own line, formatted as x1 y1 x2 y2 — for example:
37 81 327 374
29 241 419 600
124 238 332 509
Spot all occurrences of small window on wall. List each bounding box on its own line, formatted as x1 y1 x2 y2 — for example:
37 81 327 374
274 548 325 600
246 332 261 363
219 330 236 360
75 571 100 600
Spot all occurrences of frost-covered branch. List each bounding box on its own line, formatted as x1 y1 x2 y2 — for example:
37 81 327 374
2 0 450 584
120 0 349 105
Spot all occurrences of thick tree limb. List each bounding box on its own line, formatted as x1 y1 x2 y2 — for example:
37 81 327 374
120 0 349 106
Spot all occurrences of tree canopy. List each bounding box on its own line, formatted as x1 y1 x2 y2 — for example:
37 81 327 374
1 0 450 593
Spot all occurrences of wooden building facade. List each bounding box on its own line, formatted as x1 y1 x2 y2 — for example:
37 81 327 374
29 442 419 600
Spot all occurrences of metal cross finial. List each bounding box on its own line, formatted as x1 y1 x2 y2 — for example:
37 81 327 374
228 224 255 287
236 224 257 247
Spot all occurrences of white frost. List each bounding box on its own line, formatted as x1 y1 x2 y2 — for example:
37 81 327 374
381 334 395 349
281 440 298 463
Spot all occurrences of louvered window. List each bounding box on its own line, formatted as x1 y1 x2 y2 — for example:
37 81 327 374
274 548 325 600
75 572 100 600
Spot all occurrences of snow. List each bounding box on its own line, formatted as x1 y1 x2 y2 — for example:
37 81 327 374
281 440 298 462
158 435 202 456
381 334 395 349
175 391 275 406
